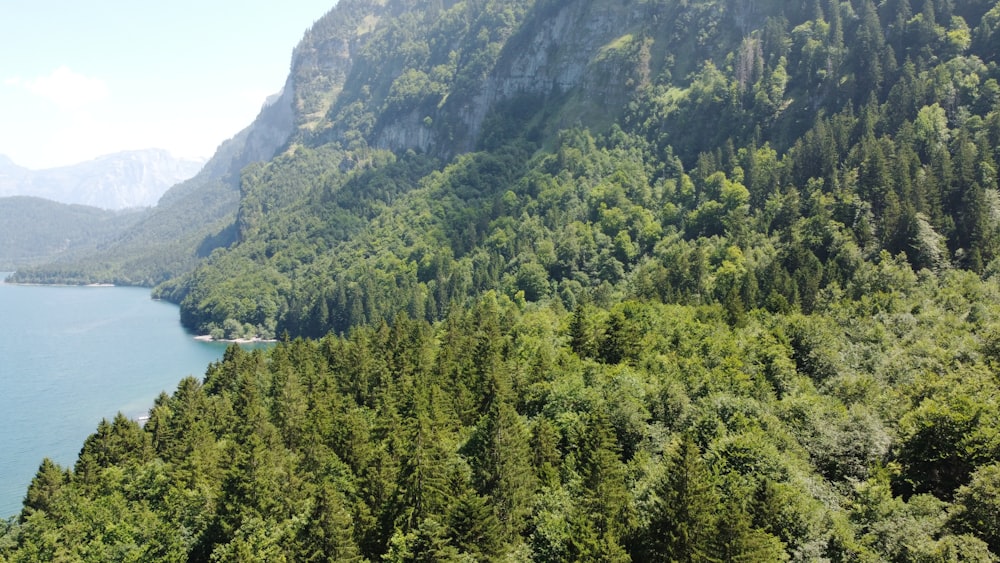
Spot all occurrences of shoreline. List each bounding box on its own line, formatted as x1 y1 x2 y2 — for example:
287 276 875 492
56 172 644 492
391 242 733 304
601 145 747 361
1 272 116 288
194 335 278 344
1 280 117 288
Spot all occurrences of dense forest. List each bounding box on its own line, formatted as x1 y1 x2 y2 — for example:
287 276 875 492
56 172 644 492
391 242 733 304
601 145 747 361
3 286 1000 561
154 0 1000 342
5 0 1000 560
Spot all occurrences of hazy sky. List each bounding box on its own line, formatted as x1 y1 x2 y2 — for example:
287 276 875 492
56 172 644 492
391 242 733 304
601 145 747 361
0 1 334 170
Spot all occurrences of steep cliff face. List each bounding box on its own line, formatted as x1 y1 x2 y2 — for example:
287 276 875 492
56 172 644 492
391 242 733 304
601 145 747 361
352 0 655 155
459 0 654 147
284 0 730 157
289 22 353 133
233 87 298 174
9 0 808 285
287 0 399 137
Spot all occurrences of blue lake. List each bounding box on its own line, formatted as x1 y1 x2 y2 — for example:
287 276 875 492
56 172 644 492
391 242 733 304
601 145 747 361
0 279 233 518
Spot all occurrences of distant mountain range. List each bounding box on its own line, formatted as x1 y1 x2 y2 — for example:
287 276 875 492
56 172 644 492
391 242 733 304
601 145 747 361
0 150 205 210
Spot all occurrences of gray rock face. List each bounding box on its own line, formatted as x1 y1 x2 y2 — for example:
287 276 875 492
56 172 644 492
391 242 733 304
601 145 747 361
0 150 205 210
457 1 650 149
361 0 651 155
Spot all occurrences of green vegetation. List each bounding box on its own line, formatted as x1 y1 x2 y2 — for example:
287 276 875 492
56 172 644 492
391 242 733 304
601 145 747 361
4 284 1000 560
155 0 1000 343
6 0 1000 559
0 197 146 271
5 108 281 287
5 172 238 287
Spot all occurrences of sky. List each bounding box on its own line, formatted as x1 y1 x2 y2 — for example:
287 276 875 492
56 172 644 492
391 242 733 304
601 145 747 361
0 1 335 170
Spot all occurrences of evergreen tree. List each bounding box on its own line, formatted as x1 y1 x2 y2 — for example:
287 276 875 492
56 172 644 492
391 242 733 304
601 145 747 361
635 438 722 562
73 413 152 488
569 304 599 359
447 489 504 559
531 417 562 487
384 517 463 563
299 480 364 562
393 411 452 531
577 408 634 561
465 397 537 540
852 0 893 102
19 459 69 523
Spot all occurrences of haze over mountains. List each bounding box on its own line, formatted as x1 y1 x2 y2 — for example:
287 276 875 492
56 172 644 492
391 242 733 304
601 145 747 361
0 150 204 210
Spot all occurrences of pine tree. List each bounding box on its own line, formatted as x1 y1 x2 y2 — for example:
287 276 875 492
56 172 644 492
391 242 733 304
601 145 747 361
393 411 452 530
826 0 844 87
271 342 309 451
447 489 503 559
857 0 890 96
577 408 634 561
74 413 152 488
384 517 463 562
531 417 562 487
715 503 789 562
636 438 721 562
857 134 893 219
214 367 287 544
599 310 631 364
466 396 538 540
20 458 69 523
890 0 914 61
299 480 364 562
569 304 599 359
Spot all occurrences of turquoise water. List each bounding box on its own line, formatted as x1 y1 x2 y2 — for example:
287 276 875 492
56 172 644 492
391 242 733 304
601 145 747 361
0 279 232 518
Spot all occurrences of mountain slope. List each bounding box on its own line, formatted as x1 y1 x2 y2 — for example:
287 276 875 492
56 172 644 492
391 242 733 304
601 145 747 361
158 0 1000 340
0 150 204 210
6 0 1000 560
0 197 145 270
7 74 306 286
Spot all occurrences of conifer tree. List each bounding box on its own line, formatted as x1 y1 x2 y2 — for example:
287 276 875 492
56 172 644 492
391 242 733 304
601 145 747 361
577 408 634 560
73 413 152 488
19 459 69 523
393 411 452 530
465 395 537 541
299 480 364 563
531 417 562 487
852 0 892 101
569 304 599 360
636 438 721 562
384 517 463 562
447 489 504 559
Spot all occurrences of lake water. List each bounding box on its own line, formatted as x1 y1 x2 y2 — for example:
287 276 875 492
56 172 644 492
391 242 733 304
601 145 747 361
0 278 234 518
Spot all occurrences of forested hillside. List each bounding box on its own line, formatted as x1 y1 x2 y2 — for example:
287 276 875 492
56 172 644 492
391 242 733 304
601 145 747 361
0 197 145 270
5 0 1000 560
156 0 1000 341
